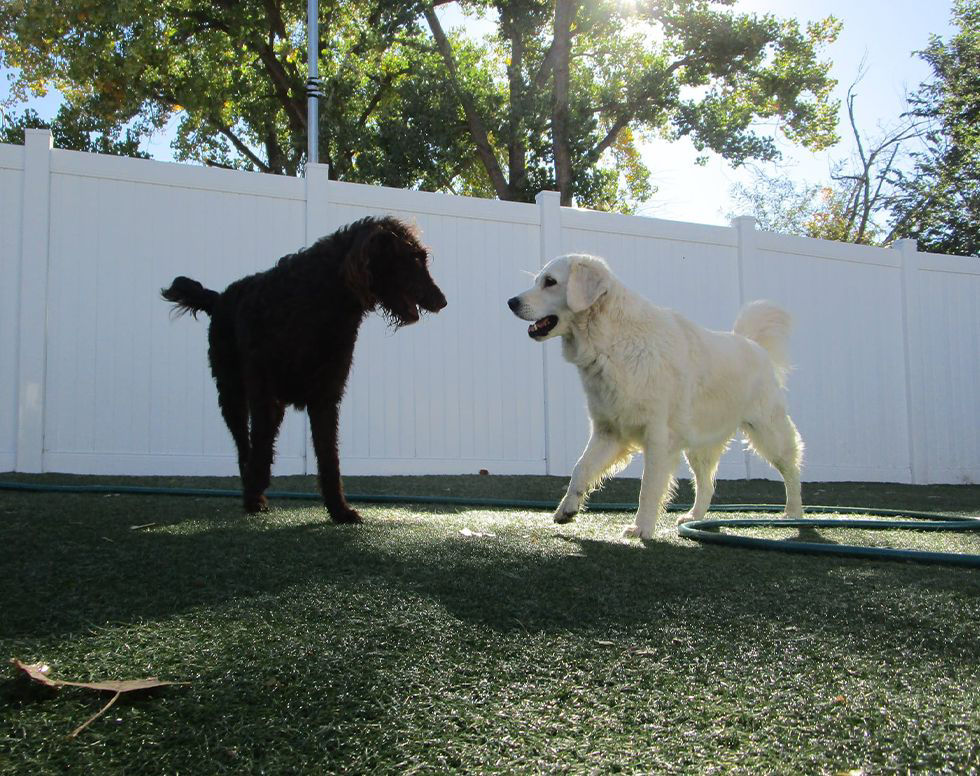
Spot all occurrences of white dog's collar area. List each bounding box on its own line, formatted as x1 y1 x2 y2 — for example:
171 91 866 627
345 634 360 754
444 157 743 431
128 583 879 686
528 315 558 339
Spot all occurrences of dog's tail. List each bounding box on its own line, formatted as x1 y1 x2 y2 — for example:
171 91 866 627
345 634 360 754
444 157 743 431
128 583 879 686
734 300 792 387
161 276 219 319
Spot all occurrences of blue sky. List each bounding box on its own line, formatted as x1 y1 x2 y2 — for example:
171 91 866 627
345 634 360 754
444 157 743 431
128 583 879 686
1 0 956 226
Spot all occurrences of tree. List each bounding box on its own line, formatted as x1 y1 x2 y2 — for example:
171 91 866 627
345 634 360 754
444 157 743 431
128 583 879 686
424 0 841 209
729 74 920 245
2 0 841 212
729 170 824 236
825 80 920 244
0 0 433 176
889 0 980 256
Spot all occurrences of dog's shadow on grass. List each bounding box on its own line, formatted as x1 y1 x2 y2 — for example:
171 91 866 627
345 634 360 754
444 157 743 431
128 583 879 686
1 498 977 653
366 519 979 656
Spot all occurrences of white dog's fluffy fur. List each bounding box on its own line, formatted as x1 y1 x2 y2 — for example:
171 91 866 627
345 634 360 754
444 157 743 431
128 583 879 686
508 254 804 539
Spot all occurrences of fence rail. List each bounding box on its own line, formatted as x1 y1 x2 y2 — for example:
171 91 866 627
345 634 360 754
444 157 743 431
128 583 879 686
2 129 977 484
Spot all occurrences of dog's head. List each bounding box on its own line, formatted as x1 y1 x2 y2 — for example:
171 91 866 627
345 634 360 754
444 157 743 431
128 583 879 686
507 254 612 340
344 217 447 326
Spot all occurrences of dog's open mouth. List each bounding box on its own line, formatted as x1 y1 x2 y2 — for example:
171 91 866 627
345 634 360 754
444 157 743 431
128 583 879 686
528 315 558 339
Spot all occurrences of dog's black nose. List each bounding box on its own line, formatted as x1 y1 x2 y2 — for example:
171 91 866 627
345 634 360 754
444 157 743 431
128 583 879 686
507 296 521 312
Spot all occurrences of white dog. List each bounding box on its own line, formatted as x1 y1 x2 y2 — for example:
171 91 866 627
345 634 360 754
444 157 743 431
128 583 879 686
507 254 803 539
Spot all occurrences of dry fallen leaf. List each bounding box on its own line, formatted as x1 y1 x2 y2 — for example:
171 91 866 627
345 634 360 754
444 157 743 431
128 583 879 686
460 528 496 538
11 658 188 737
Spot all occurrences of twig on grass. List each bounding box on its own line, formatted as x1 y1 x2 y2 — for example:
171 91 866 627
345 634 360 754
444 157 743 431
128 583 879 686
70 689 122 738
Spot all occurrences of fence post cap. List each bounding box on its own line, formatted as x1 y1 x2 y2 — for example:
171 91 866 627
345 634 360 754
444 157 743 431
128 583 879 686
24 127 54 148
730 215 757 229
891 237 918 251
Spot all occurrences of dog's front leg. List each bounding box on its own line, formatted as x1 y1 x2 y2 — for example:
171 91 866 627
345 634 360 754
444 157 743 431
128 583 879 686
624 438 680 540
554 431 627 524
308 398 362 524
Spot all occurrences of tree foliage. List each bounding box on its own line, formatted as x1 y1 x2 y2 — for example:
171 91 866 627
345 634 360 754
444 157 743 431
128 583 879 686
729 170 824 237
0 105 150 157
424 0 840 210
1 0 432 176
1 0 841 212
889 0 980 256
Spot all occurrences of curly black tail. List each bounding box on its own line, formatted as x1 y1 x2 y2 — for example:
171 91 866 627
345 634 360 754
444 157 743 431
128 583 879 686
161 276 219 318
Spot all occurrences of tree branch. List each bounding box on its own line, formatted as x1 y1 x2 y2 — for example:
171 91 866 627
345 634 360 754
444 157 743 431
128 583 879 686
249 40 306 134
214 121 273 173
503 14 528 195
532 41 560 92
356 71 404 131
587 56 691 164
552 0 576 205
262 0 287 40
150 88 274 173
424 6 511 199
833 72 925 243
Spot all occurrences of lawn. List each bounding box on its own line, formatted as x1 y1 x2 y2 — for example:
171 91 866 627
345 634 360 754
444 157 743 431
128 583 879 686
1 474 979 774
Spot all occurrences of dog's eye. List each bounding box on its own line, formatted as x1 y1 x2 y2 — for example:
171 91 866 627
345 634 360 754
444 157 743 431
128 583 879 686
542 276 557 288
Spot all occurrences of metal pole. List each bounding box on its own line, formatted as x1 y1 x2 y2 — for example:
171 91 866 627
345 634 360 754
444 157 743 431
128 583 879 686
306 0 321 167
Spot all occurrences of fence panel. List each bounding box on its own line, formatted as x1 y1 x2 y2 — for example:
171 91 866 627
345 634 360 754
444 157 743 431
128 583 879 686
42 149 308 475
910 253 980 483
1 135 977 484
748 232 912 482
0 144 23 471
315 180 546 475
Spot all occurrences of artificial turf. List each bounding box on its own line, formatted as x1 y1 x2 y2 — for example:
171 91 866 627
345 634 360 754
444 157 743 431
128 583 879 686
1 474 978 774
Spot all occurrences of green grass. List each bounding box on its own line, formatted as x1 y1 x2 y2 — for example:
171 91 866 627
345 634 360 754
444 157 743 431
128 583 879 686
1 474 979 774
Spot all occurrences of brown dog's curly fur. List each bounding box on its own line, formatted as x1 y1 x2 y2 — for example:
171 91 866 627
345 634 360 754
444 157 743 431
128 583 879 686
162 216 447 521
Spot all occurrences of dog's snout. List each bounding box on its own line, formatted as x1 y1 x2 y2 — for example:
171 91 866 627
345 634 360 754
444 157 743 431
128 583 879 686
417 283 447 313
507 296 521 313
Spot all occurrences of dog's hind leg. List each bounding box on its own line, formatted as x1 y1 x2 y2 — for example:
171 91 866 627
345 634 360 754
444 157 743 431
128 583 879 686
242 396 286 513
307 398 362 524
554 430 630 524
742 411 804 518
679 441 729 524
215 377 250 482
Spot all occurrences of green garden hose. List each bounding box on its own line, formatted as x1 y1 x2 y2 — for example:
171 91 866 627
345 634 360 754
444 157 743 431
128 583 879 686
677 516 980 569
2 480 978 568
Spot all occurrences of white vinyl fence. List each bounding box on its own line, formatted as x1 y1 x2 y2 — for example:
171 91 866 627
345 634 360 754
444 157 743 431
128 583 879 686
2 129 978 484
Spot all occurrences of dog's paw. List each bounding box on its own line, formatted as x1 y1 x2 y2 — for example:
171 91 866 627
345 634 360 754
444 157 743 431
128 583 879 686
675 510 702 525
553 509 577 524
243 494 269 514
622 524 654 540
331 507 363 525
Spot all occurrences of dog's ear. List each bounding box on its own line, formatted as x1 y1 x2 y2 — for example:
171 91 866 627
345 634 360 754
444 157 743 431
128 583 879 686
566 259 610 312
343 224 383 308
